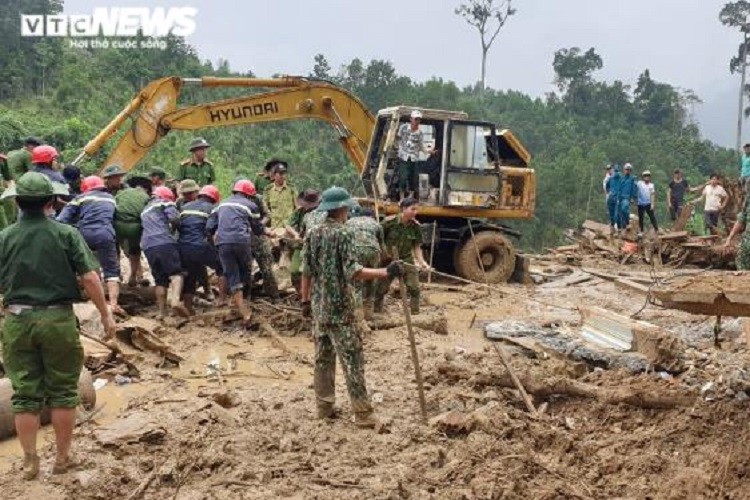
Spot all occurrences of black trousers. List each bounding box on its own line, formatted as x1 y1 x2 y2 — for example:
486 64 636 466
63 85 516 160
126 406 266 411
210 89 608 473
637 204 658 232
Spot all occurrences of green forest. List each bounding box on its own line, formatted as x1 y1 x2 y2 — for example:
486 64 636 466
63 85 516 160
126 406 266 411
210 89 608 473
0 0 739 250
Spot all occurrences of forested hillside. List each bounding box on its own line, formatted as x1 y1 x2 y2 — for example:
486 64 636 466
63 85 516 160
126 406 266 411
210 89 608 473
0 1 737 250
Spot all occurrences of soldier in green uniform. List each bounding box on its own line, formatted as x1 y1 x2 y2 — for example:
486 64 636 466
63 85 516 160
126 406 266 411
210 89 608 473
300 186 403 428
0 172 115 479
263 163 298 229
347 205 384 319
0 154 11 229
286 189 321 292
254 159 282 194
177 138 215 186
102 164 126 196
115 177 151 286
374 197 431 315
3 137 42 227
726 191 750 270
149 167 167 188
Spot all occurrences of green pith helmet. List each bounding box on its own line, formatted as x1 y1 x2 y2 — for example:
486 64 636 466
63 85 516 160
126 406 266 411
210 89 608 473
179 178 200 194
1 171 69 200
149 167 166 179
348 200 362 217
189 137 210 151
102 164 126 178
317 186 356 212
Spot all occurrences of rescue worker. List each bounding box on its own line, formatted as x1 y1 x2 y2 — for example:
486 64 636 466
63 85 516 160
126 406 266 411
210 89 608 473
176 178 200 211
115 177 150 287
726 186 750 269
246 184 279 299
300 186 403 427
178 137 215 186
615 163 638 235
57 176 124 314
102 165 126 196
254 159 282 194
149 167 167 188
140 186 188 318
0 154 12 229
263 162 298 229
605 165 621 231
286 189 321 292
347 205 384 320
0 172 115 479
178 185 226 314
31 145 66 184
62 165 82 196
374 197 431 314
6 136 41 179
207 180 264 325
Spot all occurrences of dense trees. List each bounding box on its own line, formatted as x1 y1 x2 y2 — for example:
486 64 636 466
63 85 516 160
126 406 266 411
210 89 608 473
0 5 737 251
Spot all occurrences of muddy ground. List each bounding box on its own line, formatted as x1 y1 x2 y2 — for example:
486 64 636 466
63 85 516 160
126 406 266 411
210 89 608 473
3 257 750 499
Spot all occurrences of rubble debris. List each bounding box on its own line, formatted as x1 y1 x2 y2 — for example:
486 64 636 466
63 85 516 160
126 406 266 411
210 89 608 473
116 318 184 365
653 272 750 317
370 310 448 335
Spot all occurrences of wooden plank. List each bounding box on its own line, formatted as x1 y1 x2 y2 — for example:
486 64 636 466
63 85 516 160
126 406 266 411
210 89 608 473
672 204 694 232
614 278 651 296
554 244 579 253
582 220 612 236
659 231 689 241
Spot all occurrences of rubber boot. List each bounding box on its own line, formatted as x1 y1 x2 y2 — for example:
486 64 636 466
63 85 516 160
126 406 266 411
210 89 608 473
182 293 195 316
155 286 168 319
169 275 189 317
410 296 420 315
233 290 252 326
317 402 336 419
354 411 381 429
22 454 39 480
106 281 124 316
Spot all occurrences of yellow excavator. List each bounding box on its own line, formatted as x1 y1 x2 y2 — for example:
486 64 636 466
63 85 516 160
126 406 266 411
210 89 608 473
72 76 536 283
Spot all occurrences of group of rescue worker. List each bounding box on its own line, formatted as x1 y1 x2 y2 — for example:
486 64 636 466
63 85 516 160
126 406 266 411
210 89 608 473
0 134 436 479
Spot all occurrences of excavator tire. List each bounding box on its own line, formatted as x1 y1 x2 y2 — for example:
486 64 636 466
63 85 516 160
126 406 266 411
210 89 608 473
453 231 516 284
0 369 96 440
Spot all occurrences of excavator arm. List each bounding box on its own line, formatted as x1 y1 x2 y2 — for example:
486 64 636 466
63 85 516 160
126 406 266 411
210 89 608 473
74 76 375 174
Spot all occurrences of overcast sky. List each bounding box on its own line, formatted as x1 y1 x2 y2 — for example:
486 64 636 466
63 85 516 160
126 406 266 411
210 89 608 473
61 0 744 146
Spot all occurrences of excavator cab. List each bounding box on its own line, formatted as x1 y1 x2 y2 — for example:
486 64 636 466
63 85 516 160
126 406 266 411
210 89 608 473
361 107 535 218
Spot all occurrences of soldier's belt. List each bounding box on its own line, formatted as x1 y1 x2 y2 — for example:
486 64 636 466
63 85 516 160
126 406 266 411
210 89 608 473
5 303 71 316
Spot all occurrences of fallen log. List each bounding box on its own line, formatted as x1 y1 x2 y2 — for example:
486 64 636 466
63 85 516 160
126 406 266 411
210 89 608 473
370 311 448 335
116 319 183 364
432 362 693 409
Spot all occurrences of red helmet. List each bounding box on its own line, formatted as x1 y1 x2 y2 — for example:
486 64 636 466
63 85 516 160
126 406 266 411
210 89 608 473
232 179 256 196
199 184 221 202
81 175 105 193
153 186 175 202
31 145 58 164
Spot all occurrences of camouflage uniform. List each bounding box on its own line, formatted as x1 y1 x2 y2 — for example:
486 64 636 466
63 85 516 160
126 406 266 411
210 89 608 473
302 217 372 417
346 216 383 317
375 215 422 313
248 194 279 298
737 194 750 270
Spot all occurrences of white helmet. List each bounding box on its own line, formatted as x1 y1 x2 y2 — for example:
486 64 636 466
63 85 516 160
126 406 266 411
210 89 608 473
410 110 423 119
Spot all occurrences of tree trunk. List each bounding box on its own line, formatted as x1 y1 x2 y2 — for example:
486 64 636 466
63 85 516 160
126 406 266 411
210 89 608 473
480 46 488 93
737 35 748 153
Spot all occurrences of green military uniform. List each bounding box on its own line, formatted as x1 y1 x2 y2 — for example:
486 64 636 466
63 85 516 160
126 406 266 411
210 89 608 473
263 182 298 229
302 206 372 418
6 148 32 179
737 194 750 270
375 214 422 313
115 187 150 257
0 156 12 229
177 159 215 187
347 216 384 316
247 194 279 298
0 173 98 413
253 173 272 194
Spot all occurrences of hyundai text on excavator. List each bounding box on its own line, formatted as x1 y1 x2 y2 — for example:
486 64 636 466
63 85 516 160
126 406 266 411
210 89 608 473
73 76 536 283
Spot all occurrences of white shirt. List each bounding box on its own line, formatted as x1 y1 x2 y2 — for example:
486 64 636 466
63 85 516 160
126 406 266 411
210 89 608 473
636 180 655 206
702 184 727 212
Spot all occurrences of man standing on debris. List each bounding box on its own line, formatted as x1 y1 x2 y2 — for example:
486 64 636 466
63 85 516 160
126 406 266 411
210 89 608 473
635 170 658 236
667 169 689 222
725 183 750 269
691 174 729 236
347 205 384 320
179 185 226 314
140 186 188 318
300 186 403 428
286 189 321 292
602 165 612 198
615 163 638 234
207 180 265 325
374 197 431 315
254 159 280 194
57 176 124 315
263 162 298 230
115 177 151 287
0 172 115 479
178 138 215 186
605 165 621 231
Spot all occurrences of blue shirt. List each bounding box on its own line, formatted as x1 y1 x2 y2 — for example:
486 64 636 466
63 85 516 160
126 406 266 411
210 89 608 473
56 188 116 244
178 199 214 246
742 154 750 178
140 198 180 250
605 171 621 197
616 174 638 201
206 194 263 246
33 166 67 185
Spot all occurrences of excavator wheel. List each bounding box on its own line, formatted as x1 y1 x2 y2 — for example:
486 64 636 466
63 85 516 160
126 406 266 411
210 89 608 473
453 231 516 284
